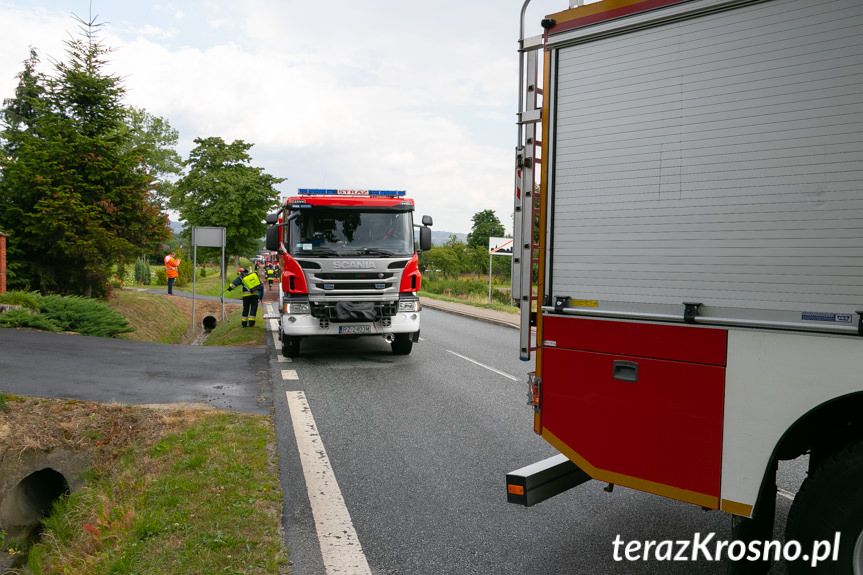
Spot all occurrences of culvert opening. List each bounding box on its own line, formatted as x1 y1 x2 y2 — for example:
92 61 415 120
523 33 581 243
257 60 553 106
3 468 70 532
202 315 217 331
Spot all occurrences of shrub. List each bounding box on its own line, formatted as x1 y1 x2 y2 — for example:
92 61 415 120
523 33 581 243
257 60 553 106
422 277 487 298
0 290 41 310
39 295 134 337
154 268 167 285
491 288 512 305
134 257 152 285
0 308 62 332
176 258 194 287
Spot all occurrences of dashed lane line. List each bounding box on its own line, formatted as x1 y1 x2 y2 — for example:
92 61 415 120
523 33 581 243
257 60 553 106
286 391 372 574
446 350 519 381
281 369 298 380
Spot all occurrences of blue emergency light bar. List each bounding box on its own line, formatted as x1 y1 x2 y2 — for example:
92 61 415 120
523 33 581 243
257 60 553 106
298 189 406 197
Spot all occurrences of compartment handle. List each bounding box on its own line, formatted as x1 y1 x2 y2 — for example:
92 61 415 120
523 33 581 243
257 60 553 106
612 360 639 382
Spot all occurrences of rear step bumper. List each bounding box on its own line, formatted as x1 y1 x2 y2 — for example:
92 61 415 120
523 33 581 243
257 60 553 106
506 454 592 507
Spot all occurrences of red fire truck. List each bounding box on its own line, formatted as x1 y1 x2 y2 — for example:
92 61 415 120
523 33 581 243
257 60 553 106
265 189 432 357
506 1 863 573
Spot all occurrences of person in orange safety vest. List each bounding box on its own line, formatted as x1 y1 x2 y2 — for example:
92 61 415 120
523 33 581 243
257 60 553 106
164 251 181 295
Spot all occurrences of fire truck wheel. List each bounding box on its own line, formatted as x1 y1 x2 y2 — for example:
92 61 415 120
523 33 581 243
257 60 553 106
391 333 413 355
282 336 301 358
785 436 863 575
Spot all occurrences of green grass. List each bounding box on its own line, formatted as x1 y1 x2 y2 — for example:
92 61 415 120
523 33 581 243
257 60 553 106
204 306 266 346
28 411 286 574
108 291 189 344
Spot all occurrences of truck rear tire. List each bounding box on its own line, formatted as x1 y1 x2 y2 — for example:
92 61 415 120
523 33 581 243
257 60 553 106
785 436 863 575
391 333 413 355
282 336 301 358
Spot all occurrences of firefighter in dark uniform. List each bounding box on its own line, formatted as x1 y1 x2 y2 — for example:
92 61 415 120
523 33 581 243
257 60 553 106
265 263 277 290
227 268 264 327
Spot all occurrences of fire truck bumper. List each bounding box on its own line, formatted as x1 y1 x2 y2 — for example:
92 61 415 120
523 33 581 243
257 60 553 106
280 310 421 337
506 454 592 507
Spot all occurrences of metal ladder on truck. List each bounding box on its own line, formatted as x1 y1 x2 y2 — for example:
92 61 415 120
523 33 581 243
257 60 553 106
512 23 543 362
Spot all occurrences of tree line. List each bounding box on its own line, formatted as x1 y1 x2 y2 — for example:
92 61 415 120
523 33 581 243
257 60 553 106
0 16 283 297
419 209 511 280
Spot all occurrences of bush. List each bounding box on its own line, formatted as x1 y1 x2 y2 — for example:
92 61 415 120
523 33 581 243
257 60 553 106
0 308 62 332
0 290 41 310
491 288 512 305
38 295 134 337
154 267 167 285
134 257 152 285
421 277 488 298
176 258 194 287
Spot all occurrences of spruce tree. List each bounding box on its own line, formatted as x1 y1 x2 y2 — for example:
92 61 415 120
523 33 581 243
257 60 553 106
0 17 171 296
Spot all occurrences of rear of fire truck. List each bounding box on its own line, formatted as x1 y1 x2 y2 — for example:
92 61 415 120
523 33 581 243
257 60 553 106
506 1 863 573
265 189 432 357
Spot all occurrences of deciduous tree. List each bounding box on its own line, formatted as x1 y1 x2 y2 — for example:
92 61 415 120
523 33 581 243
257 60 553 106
169 137 284 261
466 209 505 251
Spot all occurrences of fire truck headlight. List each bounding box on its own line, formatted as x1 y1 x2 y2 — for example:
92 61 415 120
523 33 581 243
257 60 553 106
398 300 419 313
284 302 311 314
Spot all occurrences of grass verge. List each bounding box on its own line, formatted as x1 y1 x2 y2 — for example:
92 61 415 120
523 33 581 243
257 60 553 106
205 306 267 347
108 290 188 344
24 408 285 575
418 290 519 315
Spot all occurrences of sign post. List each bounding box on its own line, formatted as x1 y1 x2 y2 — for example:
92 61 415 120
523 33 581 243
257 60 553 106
191 226 227 331
488 237 514 303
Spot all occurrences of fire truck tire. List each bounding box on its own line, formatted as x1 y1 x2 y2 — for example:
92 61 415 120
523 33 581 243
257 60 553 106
391 333 413 355
282 336 301 358
785 436 863 575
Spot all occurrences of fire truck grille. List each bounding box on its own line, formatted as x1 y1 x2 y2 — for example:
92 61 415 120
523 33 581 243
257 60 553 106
310 302 398 322
316 272 394 280
314 282 395 291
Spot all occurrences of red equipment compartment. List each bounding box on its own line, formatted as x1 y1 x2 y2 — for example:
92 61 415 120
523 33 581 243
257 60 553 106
540 316 727 505
542 315 727 366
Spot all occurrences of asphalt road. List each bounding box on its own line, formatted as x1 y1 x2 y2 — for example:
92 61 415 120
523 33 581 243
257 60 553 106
0 328 272 414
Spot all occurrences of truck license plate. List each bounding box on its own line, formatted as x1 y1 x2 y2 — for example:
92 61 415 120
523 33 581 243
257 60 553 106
339 325 371 335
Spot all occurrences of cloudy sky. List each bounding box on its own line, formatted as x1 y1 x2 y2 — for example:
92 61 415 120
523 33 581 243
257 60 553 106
0 0 563 235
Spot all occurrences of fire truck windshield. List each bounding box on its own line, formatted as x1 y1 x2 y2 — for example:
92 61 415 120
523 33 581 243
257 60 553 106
289 209 414 257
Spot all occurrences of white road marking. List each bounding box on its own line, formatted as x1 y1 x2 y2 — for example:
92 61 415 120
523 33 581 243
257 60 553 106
777 488 795 501
446 350 518 381
286 391 371 574
281 369 298 380
278 355 292 363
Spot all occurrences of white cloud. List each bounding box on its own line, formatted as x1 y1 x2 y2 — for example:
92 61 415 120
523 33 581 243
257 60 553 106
0 0 539 234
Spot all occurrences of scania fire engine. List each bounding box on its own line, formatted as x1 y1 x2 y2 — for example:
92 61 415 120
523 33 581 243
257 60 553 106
265 189 432 357
505 1 863 573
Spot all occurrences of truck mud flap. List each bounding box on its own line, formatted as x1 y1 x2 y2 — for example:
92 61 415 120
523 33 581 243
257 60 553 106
506 454 591 507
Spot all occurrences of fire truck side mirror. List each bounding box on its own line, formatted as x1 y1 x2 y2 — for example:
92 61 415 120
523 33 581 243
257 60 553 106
422 215 433 227
265 225 280 252
266 213 279 225
419 226 432 252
